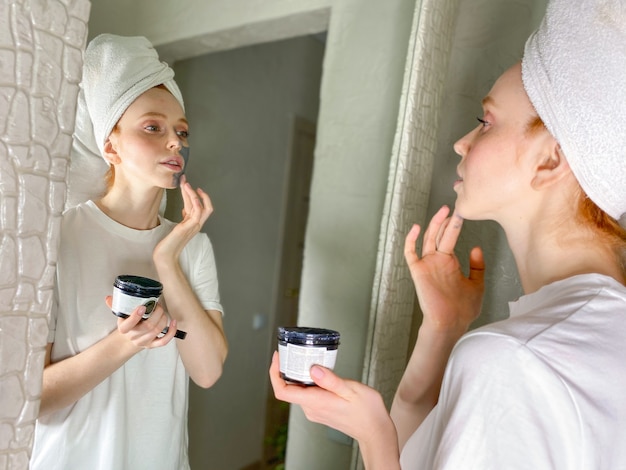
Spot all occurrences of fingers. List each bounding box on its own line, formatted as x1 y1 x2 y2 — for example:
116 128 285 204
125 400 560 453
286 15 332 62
421 206 451 254
269 352 386 443
153 319 178 345
180 181 213 224
434 210 464 255
269 351 308 403
269 351 352 402
180 177 192 213
416 206 464 256
116 305 145 334
198 188 213 214
116 303 174 347
194 187 213 222
269 351 285 393
468 246 485 281
405 205 461 261
309 365 352 399
403 224 422 265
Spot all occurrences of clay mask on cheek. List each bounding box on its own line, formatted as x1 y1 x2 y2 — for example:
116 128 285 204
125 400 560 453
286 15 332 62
172 145 190 188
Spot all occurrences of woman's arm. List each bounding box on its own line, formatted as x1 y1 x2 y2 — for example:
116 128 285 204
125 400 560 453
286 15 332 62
40 303 178 417
153 177 227 388
268 206 485 464
391 206 485 448
155 259 227 388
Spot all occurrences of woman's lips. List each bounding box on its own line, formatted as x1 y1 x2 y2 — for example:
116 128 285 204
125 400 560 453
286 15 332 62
161 156 183 171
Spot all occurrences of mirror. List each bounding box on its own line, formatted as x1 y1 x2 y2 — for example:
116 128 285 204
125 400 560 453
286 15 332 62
84 2 328 469
78 2 419 468
2 0 545 468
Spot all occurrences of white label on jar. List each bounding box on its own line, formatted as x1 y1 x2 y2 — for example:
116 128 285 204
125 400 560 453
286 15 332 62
112 286 160 320
278 343 338 384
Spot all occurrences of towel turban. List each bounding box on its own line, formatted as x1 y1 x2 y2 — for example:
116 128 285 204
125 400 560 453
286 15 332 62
522 0 626 225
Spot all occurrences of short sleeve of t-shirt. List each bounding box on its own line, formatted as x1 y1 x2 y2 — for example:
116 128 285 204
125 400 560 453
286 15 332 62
179 231 223 315
401 334 582 469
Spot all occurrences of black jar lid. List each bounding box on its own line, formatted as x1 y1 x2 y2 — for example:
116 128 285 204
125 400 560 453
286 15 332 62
277 326 340 346
113 275 163 297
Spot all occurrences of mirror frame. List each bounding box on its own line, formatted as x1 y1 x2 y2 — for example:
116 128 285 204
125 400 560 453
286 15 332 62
355 0 460 465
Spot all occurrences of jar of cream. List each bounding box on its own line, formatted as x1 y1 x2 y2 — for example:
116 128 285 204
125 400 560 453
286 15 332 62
112 275 162 320
277 326 340 385
112 275 186 340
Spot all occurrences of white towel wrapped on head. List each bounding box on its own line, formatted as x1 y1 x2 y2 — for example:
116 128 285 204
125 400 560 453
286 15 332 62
522 0 626 225
67 34 184 208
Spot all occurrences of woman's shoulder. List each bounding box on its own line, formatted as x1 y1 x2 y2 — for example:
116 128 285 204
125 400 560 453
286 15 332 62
62 199 92 214
449 272 626 400
61 200 98 226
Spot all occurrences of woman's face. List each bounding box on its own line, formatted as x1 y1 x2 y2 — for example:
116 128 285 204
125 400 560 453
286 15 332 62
106 87 189 190
452 62 549 223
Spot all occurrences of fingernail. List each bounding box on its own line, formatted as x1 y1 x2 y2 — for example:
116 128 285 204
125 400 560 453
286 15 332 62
310 365 325 380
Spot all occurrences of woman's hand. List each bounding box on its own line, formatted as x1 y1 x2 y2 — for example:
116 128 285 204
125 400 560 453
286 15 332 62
405 205 485 333
105 296 177 349
153 175 213 264
391 206 486 447
269 352 400 469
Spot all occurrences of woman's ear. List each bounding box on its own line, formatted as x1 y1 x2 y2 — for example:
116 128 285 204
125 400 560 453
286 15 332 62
103 136 121 165
531 142 572 190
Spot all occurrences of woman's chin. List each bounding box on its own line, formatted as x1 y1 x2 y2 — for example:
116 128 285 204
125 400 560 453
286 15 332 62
451 201 476 222
160 175 182 190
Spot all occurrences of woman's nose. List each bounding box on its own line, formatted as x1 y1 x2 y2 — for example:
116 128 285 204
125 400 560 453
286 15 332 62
453 128 474 158
168 138 183 151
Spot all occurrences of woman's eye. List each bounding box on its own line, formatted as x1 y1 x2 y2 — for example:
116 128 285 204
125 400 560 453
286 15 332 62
176 130 189 139
476 117 490 128
145 125 159 132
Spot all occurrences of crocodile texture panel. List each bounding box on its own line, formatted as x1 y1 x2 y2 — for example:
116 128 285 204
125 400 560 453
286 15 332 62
0 2 89 468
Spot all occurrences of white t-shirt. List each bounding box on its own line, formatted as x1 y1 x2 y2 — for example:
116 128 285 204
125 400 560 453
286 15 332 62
400 274 626 470
31 200 223 470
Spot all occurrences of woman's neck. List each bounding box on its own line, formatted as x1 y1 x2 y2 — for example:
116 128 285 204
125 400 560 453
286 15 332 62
503 217 624 294
95 187 164 230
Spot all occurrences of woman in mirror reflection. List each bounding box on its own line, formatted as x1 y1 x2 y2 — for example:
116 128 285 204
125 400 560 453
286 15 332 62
31 35 227 470
270 0 626 468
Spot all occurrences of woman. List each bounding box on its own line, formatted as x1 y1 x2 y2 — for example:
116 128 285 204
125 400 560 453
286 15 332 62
269 0 626 468
31 35 227 470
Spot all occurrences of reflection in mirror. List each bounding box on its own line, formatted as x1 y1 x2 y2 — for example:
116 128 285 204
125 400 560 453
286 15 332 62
80 4 334 469
31 32 228 470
